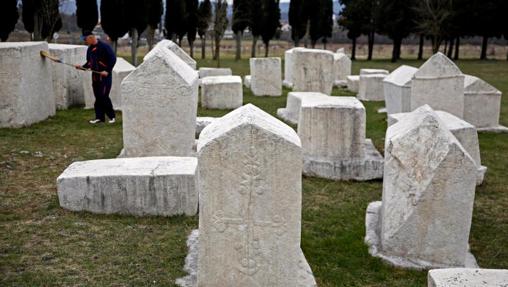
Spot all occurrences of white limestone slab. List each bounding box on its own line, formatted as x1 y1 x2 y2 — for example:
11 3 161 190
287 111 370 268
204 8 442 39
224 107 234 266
121 47 199 157
292 48 335 95
383 65 418 114
250 57 282 96
200 76 243 109
358 74 387 101
178 104 316 287
298 96 383 180
360 69 389 75
198 67 232 78
347 75 360 93
411 52 465 118
464 75 506 130
146 39 196 69
366 105 478 269
243 75 251 88
196 117 218 138
276 92 327 125
428 268 508 287
57 157 198 216
0 42 56 128
333 52 352 87
283 48 303 88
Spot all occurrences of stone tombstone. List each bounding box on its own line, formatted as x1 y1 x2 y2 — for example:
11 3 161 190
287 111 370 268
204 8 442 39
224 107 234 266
121 47 199 157
365 105 478 269
249 57 282 96
411 52 465 117
347 75 360 93
336 48 346 54
428 268 508 287
388 110 487 185
48 44 88 109
57 157 198 216
243 75 251 88
184 104 316 287
358 73 387 101
292 48 335 95
383 65 418 114
283 48 302 88
198 67 232 78
360 69 389 75
298 96 384 180
463 75 505 131
195 117 218 138
277 92 326 125
147 39 197 69
0 42 56 128
200 76 243 109
110 57 135 110
333 52 352 87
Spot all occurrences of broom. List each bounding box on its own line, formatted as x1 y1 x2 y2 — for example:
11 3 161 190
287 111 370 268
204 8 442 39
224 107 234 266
40 50 102 75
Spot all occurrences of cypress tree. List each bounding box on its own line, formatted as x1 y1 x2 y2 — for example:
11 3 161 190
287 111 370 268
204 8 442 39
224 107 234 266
165 0 178 41
76 0 98 34
101 0 128 53
249 0 263 57
146 0 163 51
232 0 250 60
308 0 322 48
0 0 19 42
338 0 363 60
288 0 307 47
22 0 61 41
125 0 148 65
378 0 416 62
175 0 188 46
260 0 280 57
186 0 198 58
213 0 228 66
320 0 334 49
197 0 212 59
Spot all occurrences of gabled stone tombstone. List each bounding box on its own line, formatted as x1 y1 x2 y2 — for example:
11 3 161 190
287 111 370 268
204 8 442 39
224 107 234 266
121 47 198 157
333 52 352 87
292 48 335 95
148 39 197 69
249 57 282 96
110 57 135 110
0 42 56 128
176 104 316 287
277 92 326 125
365 105 478 269
463 75 507 132
428 268 508 287
298 96 384 180
383 65 418 114
411 52 465 117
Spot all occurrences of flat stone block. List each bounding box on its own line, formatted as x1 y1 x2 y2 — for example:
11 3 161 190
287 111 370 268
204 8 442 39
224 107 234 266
347 75 360 93
428 268 508 287
243 75 251 88
464 75 503 129
57 157 198 216
358 74 387 101
250 57 282 96
200 76 243 109
293 48 335 95
360 69 389 75
334 52 352 85
383 65 418 114
276 92 327 125
198 67 232 78
0 42 56 128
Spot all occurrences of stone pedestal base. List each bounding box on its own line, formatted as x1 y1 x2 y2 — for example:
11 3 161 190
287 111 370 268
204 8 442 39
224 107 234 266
477 125 508 133
175 230 317 287
365 201 479 270
303 139 383 181
334 80 347 88
276 107 297 125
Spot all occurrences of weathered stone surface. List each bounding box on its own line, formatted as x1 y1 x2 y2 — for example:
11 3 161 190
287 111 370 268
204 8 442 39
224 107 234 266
283 48 302 88
200 76 243 109
360 69 389 75
383 65 418 114
48 44 88 109
411 52 465 117
276 92 326 125
347 75 360 93
178 104 316 287
336 48 346 54
57 157 198 216
298 96 383 180
428 268 508 287
146 39 197 69
333 52 352 87
121 47 198 157
292 48 335 95
0 42 56 128
244 75 251 88
464 75 506 131
250 57 282 96
198 67 232 78
366 105 478 269
388 109 486 185
196 117 218 138
358 74 387 101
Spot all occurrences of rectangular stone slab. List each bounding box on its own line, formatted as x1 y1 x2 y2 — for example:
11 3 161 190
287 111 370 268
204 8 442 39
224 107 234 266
57 157 198 216
200 76 243 109
428 268 508 287
250 57 282 96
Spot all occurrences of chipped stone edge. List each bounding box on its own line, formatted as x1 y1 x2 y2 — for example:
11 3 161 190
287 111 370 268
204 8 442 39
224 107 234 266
276 108 298 125
477 125 508 133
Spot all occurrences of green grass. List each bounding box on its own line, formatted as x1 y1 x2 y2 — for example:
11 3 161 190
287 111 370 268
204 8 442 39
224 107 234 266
1 57 507 286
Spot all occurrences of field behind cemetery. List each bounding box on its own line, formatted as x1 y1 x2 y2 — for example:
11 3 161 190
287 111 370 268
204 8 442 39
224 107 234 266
1 55 507 286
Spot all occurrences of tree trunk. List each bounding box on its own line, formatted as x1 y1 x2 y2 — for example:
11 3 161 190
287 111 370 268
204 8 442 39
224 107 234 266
33 14 42 41
215 38 221 67
323 41 327 50
130 28 138 66
431 36 441 54
201 36 206 59
418 34 424 60
251 36 258 57
294 39 300 47
391 37 402 63
351 37 357 60
265 42 269 57
113 40 118 55
147 26 156 51
454 37 460 60
189 41 194 58
480 35 488 60
367 32 374 61
443 39 448 55
235 31 242 61
447 38 454 58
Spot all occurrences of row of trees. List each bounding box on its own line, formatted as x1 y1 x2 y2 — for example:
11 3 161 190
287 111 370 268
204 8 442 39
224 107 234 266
339 0 508 62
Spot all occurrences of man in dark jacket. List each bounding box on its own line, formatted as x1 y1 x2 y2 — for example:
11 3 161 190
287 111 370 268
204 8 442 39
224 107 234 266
76 31 117 124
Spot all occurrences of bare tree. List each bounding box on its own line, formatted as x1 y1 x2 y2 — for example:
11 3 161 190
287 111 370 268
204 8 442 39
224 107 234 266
414 0 453 53
213 0 228 67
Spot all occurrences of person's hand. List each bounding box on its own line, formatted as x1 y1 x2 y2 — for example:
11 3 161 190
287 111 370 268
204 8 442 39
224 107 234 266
74 64 83 70
100 71 108 77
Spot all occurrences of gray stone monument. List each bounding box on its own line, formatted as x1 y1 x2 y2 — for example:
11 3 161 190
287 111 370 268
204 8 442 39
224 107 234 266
200 76 243 109
249 57 282 96
277 92 326 125
428 268 508 287
383 65 418 114
292 48 335 95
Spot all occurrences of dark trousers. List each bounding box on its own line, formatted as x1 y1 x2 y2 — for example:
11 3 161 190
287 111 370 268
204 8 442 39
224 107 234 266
92 80 115 121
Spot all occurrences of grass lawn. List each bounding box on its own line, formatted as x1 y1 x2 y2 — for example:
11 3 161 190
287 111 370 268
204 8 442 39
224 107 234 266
1 56 507 286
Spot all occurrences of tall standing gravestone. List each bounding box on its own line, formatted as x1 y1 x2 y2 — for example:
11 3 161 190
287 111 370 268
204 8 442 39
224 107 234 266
292 48 335 95
176 104 316 287
249 57 282 96
333 51 352 87
365 105 478 269
383 65 418 114
150 39 197 70
121 47 199 157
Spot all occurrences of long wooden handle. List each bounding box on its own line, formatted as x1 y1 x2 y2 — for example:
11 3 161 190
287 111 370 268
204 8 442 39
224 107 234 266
40 50 103 75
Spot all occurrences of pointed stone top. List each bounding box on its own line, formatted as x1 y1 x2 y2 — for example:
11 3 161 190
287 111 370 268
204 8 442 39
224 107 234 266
464 75 501 94
198 104 301 151
147 39 197 69
415 52 463 78
388 105 452 141
384 65 418 87
337 48 346 54
114 57 135 72
301 95 364 110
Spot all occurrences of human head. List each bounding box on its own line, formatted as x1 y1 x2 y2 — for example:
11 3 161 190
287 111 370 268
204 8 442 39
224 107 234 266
81 30 97 46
